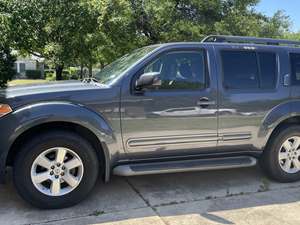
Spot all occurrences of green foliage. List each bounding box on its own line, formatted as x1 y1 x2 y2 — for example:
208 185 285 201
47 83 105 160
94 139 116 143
285 32 300 41
2 0 294 81
4 0 100 80
45 69 79 81
67 67 80 80
45 71 56 81
91 0 291 65
0 46 16 87
62 70 79 80
25 70 42 79
0 1 16 87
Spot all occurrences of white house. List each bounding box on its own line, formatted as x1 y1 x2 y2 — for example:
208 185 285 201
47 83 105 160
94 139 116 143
14 54 45 78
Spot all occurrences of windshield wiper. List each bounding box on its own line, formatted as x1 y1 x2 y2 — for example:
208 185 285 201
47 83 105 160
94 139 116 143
82 77 101 84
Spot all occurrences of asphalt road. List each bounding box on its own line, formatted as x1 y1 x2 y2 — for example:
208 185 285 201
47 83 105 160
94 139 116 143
1 166 300 225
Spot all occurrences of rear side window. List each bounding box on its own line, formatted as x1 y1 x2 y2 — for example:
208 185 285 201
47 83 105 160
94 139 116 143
290 53 300 85
221 50 277 90
222 51 259 89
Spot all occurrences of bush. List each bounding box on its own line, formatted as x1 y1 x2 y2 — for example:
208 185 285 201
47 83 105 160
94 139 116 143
45 68 80 81
26 70 42 79
45 71 56 81
62 69 79 80
68 67 80 80
62 70 70 80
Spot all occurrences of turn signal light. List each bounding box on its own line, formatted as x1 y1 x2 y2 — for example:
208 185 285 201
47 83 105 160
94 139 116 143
0 104 12 118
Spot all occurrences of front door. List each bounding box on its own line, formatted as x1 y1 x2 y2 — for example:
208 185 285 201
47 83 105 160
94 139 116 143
120 46 218 158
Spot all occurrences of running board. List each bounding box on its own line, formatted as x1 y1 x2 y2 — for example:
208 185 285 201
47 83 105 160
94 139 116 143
113 156 257 176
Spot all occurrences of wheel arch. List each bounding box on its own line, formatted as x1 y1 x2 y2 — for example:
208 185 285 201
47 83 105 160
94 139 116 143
4 101 119 182
7 121 111 181
265 116 300 150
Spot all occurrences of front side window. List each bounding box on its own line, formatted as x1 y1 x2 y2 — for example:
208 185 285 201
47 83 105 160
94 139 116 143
221 50 277 90
290 53 300 85
142 51 207 90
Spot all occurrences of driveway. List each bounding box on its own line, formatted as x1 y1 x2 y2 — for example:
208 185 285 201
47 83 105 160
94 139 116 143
1 166 300 225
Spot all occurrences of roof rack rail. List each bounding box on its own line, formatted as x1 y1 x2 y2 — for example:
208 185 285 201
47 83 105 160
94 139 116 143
202 35 300 47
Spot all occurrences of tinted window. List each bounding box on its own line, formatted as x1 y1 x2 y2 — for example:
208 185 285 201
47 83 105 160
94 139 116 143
290 53 300 85
222 51 277 90
258 52 277 89
143 51 206 90
222 51 259 89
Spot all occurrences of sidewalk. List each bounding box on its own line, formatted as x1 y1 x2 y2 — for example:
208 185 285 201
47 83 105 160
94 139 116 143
0 167 299 225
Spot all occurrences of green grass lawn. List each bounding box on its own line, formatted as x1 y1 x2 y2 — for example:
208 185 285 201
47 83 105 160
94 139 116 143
8 79 49 86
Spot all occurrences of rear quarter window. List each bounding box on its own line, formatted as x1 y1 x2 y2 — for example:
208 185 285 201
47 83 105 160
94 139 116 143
290 53 300 85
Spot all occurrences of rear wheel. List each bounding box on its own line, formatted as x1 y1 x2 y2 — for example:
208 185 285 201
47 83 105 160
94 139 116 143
262 125 300 182
13 131 99 209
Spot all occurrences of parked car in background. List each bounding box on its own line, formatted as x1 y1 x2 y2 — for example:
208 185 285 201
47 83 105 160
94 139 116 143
1 35 300 209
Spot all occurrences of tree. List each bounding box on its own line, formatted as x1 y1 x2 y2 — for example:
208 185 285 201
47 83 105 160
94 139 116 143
2 0 293 82
0 2 16 87
130 0 225 42
4 0 99 80
92 0 148 64
0 45 16 87
93 0 291 66
285 32 300 41
80 0 293 74
126 0 290 42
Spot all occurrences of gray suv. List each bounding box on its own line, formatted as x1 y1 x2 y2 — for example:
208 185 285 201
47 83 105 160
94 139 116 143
1 35 300 209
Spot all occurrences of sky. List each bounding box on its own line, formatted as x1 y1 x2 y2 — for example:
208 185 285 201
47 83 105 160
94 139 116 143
256 0 300 32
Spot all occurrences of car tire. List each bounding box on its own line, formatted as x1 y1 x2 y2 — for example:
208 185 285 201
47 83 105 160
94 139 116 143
13 130 99 209
261 125 300 182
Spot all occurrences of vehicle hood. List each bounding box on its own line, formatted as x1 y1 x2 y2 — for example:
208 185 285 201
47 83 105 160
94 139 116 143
1 81 104 97
0 80 110 108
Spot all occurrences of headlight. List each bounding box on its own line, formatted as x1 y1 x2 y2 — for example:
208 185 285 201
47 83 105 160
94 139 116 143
0 104 12 117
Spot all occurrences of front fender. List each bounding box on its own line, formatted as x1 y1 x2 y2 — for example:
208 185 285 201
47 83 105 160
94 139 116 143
0 101 115 182
12 101 114 144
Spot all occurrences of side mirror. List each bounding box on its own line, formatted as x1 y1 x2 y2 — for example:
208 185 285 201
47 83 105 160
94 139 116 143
135 72 161 90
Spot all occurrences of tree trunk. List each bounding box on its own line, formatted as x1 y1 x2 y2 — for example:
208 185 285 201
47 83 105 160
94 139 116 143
88 64 93 78
55 64 64 80
80 64 84 79
100 61 105 69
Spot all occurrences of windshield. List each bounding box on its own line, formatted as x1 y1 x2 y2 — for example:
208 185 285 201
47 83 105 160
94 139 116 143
95 46 159 85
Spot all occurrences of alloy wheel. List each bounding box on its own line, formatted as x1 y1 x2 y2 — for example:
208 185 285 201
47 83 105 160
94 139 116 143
278 136 300 174
30 147 84 196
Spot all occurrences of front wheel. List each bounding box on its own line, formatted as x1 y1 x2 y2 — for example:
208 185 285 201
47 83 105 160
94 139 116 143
13 131 99 209
262 125 300 182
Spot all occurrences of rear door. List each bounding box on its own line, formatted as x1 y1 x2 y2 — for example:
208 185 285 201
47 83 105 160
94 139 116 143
215 45 290 152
